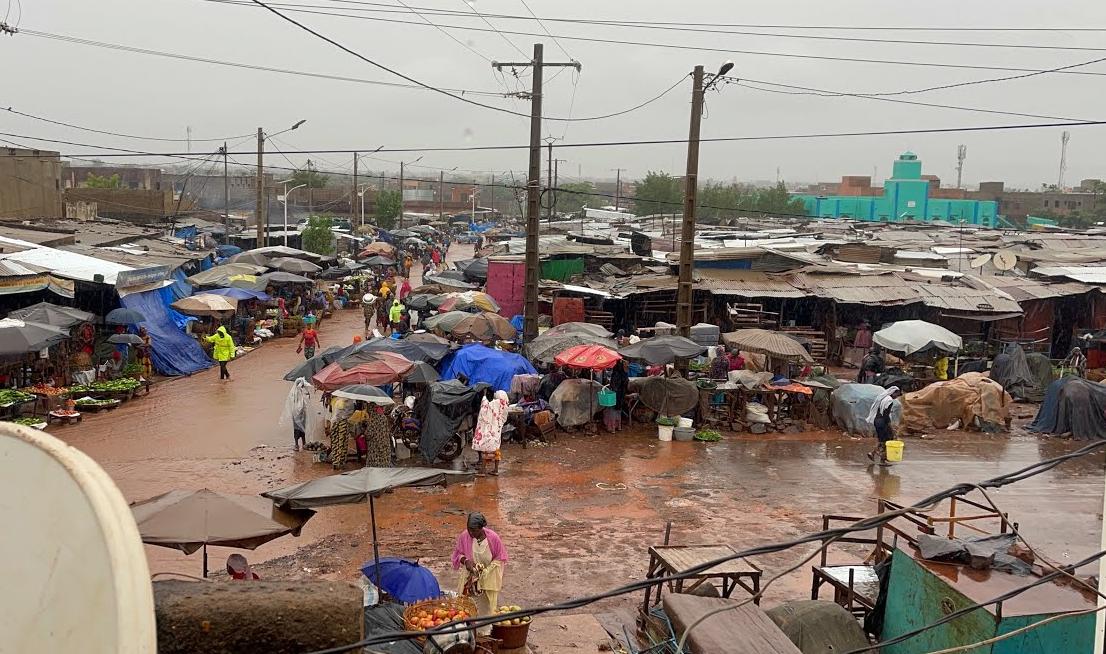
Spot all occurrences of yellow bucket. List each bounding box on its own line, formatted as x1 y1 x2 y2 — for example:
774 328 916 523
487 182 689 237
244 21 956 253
885 440 904 463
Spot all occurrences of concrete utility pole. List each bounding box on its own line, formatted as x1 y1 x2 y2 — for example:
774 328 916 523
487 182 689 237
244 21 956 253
611 168 626 210
398 162 405 229
955 145 967 190
221 142 229 245
255 127 265 247
547 140 555 222
493 44 580 342
352 152 359 229
439 170 445 220
676 62 732 337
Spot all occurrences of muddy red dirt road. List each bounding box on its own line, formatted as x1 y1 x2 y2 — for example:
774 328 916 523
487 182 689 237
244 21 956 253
48 250 1105 611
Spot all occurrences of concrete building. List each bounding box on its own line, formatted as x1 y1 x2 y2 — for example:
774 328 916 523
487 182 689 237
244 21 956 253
968 181 1102 221
0 148 64 219
795 152 1001 227
163 172 275 212
62 165 163 190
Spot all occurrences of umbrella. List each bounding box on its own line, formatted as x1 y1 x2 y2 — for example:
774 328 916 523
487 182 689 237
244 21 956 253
268 257 322 274
722 329 814 363
224 251 272 266
403 237 425 247
619 335 706 364
403 293 436 311
390 229 417 239
263 466 474 585
311 353 415 390
555 344 621 370
0 318 70 354
105 307 146 325
332 384 395 405
252 245 326 262
873 319 963 356
422 311 471 333
423 274 477 290
359 242 396 257
360 557 440 604
454 258 489 282
407 332 451 347
405 361 441 383
283 345 348 381
409 225 438 235
340 336 450 367
436 291 500 313
8 302 93 328
204 287 272 302
171 294 237 317
452 312 517 342
187 264 268 287
526 330 616 363
361 255 397 267
226 274 261 290
259 271 313 286
130 488 314 577
107 333 145 345
543 322 614 339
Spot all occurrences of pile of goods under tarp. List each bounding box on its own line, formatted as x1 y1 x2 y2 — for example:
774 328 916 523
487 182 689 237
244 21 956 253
900 372 1012 433
1028 376 1106 440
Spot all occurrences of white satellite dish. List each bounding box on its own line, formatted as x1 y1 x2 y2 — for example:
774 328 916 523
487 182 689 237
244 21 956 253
0 424 156 653
970 253 993 270
993 250 1018 271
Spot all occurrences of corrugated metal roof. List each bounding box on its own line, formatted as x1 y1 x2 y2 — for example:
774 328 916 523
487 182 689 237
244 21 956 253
0 235 132 284
696 270 806 298
986 278 1093 301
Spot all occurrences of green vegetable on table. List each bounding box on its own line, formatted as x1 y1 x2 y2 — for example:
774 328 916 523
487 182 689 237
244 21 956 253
69 378 142 394
6 416 44 427
0 389 36 405
74 397 117 407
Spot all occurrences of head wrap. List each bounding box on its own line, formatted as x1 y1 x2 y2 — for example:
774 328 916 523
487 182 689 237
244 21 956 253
467 512 487 530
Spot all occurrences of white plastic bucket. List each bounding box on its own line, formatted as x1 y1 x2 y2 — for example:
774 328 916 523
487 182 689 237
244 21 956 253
657 425 674 441
677 417 693 428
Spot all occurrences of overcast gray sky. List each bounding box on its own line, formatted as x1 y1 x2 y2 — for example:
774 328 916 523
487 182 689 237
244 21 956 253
4 0 1105 188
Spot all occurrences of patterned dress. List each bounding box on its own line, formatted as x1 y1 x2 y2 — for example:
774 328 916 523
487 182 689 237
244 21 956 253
330 418 351 469
363 410 392 467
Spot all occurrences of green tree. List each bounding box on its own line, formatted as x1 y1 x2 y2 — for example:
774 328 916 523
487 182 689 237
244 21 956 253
291 162 329 189
751 181 808 215
301 215 335 255
85 173 122 188
554 181 599 215
633 171 682 216
375 189 401 230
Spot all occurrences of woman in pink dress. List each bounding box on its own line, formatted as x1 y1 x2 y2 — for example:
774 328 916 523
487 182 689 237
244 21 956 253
452 512 508 629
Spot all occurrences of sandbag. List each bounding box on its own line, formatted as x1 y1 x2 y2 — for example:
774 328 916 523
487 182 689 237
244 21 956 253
766 600 869 654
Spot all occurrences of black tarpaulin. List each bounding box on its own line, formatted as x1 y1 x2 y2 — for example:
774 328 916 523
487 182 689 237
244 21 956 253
988 345 1038 402
1027 376 1106 440
415 380 488 461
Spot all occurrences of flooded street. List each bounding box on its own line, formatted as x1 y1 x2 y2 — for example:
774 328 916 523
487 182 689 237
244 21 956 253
48 249 1106 611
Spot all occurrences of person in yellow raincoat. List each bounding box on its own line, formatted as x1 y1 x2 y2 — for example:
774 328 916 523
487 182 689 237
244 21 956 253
206 325 236 380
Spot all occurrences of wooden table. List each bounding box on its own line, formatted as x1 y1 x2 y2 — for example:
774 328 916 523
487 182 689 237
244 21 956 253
642 544 763 614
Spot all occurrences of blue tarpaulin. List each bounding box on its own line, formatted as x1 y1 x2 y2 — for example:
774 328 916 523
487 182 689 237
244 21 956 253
121 288 213 376
174 226 198 239
437 343 536 392
204 287 272 302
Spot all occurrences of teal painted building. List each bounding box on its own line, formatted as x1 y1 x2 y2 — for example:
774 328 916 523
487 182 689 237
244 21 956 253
796 153 1001 227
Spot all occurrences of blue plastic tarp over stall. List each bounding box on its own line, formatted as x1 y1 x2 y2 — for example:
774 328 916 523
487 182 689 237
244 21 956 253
121 288 213 376
437 343 536 392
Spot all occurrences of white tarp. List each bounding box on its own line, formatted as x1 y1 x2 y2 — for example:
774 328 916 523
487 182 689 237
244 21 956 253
873 319 962 356
0 236 133 285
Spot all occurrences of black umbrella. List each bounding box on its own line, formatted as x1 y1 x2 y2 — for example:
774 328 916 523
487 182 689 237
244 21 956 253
105 308 145 325
0 318 70 355
403 293 436 311
362 256 396 267
337 336 450 368
455 258 489 282
405 361 440 384
108 333 145 345
389 229 417 239
283 345 348 381
619 335 707 364
8 302 93 328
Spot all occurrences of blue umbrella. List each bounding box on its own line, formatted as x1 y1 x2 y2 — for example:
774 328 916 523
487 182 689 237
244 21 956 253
205 287 272 302
360 557 440 603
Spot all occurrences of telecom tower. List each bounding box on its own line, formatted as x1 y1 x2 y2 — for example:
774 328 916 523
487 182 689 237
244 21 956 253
955 145 967 189
1058 131 1070 190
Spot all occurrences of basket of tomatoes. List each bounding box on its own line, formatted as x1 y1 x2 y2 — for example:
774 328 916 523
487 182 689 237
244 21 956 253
403 596 477 641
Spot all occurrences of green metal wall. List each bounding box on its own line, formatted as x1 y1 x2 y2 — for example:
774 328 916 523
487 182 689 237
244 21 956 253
540 258 584 282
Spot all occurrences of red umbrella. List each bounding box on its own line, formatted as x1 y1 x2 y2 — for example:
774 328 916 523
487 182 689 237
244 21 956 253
311 352 415 390
554 344 621 371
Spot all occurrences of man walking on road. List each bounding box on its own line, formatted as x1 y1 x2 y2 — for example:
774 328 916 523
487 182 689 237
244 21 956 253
206 325 236 380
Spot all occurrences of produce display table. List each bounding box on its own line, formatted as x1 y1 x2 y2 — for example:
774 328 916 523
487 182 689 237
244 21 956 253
641 544 762 614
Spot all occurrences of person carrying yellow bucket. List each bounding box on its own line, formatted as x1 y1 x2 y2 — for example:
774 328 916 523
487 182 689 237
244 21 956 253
866 386 902 465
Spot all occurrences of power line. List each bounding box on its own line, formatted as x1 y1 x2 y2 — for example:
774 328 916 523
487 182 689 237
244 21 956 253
301 440 1106 653
16 118 1106 159
200 0 1106 69
732 77 1092 123
205 0 1106 43
517 0 572 59
458 0 526 58
0 105 254 143
394 0 492 63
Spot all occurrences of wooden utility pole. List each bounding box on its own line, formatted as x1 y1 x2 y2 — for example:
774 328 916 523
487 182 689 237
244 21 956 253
612 168 626 210
438 170 445 220
221 142 229 245
546 140 554 223
398 162 405 229
676 67 704 338
352 152 359 229
255 127 265 247
493 44 580 342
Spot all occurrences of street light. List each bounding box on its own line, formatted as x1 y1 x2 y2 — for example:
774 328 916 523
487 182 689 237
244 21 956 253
397 155 424 229
358 183 371 228
279 181 307 246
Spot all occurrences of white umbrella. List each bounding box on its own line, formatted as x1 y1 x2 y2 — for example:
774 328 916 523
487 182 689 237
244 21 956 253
873 320 962 356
